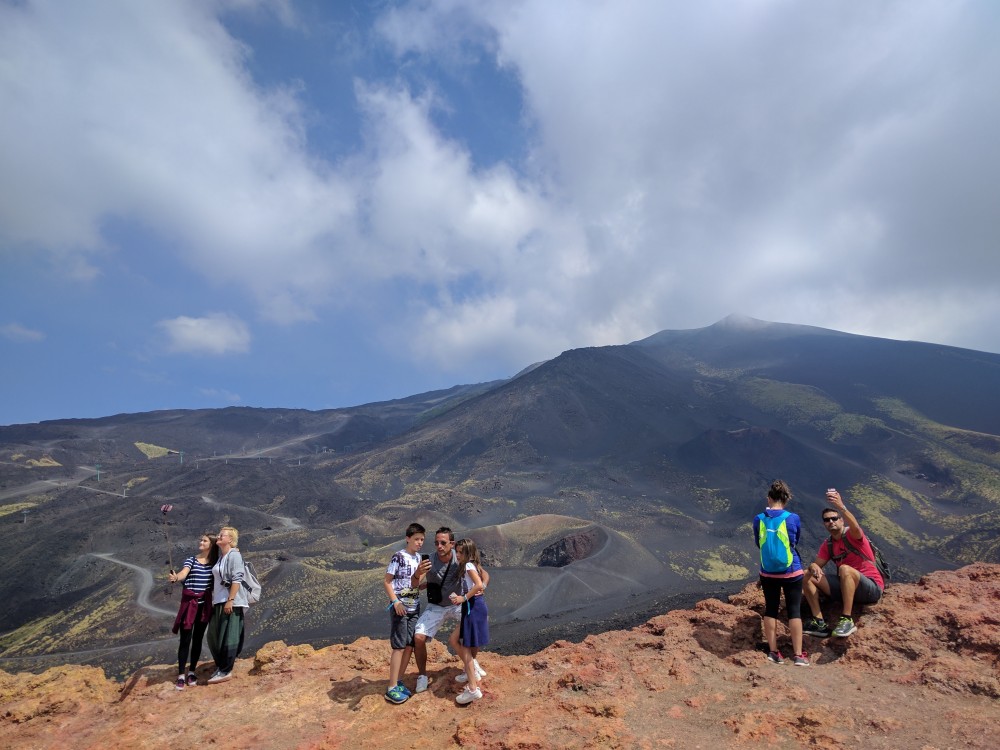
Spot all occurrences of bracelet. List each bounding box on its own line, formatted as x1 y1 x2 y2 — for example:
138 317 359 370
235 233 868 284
386 599 401 611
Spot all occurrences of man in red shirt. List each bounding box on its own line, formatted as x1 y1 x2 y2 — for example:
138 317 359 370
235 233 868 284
802 489 885 638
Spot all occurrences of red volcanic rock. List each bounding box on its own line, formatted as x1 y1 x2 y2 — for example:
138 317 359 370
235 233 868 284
2 565 999 749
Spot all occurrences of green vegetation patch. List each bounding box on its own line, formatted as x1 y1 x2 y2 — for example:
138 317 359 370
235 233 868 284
134 441 173 458
668 546 752 582
26 455 61 467
921 448 1000 504
691 487 731 514
824 413 889 441
739 378 842 425
259 494 287 513
875 398 1000 463
695 548 750 581
0 502 37 518
0 581 145 655
870 399 1000 505
848 478 933 550
264 564 383 632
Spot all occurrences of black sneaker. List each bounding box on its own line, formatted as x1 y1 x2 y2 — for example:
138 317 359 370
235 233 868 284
766 650 785 665
803 617 830 637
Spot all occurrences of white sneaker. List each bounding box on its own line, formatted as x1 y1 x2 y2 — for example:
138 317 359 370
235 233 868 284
415 674 429 693
456 687 482 705
207 670 232 684
455 663 487 683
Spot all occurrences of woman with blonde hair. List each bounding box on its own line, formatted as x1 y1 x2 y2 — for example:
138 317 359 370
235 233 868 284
169 532 219 689
448 539 489 704
206 526 248 683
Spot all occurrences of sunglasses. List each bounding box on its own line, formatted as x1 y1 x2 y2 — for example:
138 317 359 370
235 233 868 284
822 516 840 523
435 541 450 546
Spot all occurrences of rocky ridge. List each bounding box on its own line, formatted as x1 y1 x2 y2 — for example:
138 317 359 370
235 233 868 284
2 564 998 749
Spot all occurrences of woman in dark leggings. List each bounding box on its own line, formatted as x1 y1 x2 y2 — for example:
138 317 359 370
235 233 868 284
169 533 219 689
753 480 808 666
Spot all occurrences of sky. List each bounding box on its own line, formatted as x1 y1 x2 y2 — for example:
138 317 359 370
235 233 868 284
2 0 1000 426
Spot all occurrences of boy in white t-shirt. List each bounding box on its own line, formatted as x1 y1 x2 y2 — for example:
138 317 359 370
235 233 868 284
382 522 425 704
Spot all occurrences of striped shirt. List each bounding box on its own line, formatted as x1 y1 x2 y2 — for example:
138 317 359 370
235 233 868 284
180 555 213 594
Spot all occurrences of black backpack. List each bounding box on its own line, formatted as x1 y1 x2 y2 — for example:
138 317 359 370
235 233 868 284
827 534 891 585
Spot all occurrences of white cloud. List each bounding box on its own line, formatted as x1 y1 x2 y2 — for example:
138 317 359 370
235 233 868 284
355 83 552 281
157 314 251 356
0 323 46 343
0 0 355 322
198 387 242 403
374 0 1000 356
2 0 999 408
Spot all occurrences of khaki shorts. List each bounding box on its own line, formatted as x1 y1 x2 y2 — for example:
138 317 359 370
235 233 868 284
414 602 462 639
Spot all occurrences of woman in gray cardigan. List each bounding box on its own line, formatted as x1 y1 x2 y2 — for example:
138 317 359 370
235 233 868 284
206 526 248 683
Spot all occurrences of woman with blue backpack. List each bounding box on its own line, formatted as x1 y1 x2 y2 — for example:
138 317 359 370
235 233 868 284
753 480 808 666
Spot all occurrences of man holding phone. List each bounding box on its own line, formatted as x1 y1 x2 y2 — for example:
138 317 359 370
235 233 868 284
411 527 488 693
802 489 885 638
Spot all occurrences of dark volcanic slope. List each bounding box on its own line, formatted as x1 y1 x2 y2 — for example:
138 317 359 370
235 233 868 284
636 314 1000 436
2 317 999 678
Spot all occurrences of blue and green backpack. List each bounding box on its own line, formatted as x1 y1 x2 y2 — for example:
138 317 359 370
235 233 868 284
756 510 794 573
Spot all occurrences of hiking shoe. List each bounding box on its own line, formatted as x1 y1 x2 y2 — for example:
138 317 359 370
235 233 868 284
456 687 483 705
803 617 830 637
186 672 198 687
766 650 785 665
395 681 412 698
384 685 408 704
832 616 857 637
207 670 232 684
415 674 429 693
792 653 810 667
175 676 185 691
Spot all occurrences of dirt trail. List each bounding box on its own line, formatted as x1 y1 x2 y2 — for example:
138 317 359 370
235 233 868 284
89 553 176 617
201 495 302 529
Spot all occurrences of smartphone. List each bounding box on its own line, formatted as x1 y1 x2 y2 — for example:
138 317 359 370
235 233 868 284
421 554 430 561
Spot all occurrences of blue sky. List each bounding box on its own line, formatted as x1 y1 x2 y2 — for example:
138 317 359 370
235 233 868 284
3 0 1000 426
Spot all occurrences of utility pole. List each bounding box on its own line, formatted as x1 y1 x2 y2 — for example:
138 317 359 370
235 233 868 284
179 451 184 465
95 463 101 481
22 509 29 524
